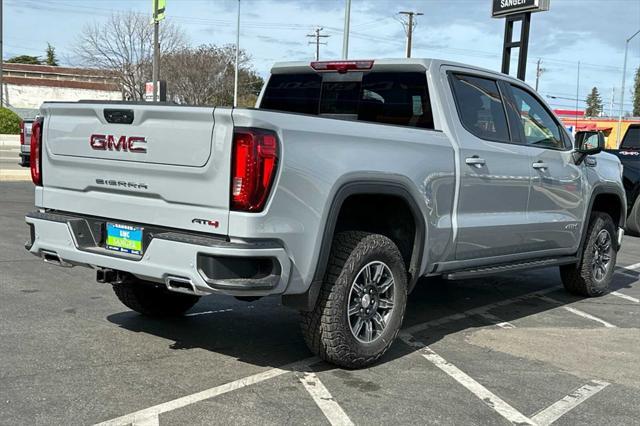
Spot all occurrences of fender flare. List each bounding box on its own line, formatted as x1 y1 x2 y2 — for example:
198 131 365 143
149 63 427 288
282 179 427 311
577 184 627 259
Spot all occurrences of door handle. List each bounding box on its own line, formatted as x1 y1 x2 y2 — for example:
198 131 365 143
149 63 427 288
532 161 548 170
465 156 486 168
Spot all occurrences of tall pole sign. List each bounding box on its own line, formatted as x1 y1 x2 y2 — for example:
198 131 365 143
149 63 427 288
492 0 550 81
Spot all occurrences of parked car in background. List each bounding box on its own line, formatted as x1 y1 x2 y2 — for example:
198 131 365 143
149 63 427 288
603 124 640 235
19 118 34 167
24 59 627 368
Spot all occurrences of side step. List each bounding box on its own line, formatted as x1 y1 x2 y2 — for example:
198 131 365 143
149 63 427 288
443 257 578 280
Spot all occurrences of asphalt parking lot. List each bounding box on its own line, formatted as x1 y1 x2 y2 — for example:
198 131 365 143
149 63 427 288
1 180 639 426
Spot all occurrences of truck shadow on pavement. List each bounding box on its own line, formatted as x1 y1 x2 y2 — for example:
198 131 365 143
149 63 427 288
106 266 639 370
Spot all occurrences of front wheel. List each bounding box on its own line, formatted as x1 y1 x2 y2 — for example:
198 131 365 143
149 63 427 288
560 212 618 297
300 231 408 369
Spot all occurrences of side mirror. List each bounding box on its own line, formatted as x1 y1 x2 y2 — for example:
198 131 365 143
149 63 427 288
575 130 604 155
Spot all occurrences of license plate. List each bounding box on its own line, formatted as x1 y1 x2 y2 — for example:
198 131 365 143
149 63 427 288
106 223 143 255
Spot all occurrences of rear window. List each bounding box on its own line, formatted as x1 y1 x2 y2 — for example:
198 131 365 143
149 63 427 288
260 71 434 129
621 125 640 149
260 73 321 115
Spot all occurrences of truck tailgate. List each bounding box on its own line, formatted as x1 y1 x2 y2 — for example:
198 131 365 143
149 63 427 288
39 103 233 235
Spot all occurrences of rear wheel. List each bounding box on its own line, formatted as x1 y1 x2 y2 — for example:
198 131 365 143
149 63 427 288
300 231 408 368
560 212 618 297
626 196 640 237
112 277 200 317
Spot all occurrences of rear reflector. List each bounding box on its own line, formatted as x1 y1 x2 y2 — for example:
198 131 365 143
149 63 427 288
30 117 43 186
310 60 374 73
231 128 279 212
19 120 25 145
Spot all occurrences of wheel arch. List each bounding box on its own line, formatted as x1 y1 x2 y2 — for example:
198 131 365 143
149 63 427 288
578 184 627 258
283 178 427 311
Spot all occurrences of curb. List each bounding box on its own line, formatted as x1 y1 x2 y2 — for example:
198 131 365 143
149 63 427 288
0 170 31 182
0 135 21 148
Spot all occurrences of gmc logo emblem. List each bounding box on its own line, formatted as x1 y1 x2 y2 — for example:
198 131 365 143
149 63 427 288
90 134 147 153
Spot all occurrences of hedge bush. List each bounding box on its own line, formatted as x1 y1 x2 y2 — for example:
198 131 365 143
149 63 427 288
0 108 22 134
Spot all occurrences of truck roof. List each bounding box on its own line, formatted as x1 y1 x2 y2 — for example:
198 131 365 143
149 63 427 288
269 57 529 89
272 58 499 77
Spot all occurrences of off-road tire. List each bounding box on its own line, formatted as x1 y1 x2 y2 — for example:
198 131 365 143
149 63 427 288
626 196 640 237
560 212 618 297
300 231 408 369
112 278 200 317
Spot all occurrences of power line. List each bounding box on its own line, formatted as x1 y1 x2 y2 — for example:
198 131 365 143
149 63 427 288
307 27 329 61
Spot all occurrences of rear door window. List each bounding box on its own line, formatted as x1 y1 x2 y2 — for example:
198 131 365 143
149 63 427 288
450 74 511 143
260 71 434 129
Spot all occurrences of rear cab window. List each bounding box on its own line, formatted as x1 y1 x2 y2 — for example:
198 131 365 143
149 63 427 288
260 70 434 129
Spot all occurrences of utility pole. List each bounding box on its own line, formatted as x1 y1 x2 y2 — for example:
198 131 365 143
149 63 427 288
399 11 423 58
610 87 615 117
342 0 351 59
1 0 3 108
307 27 329 61
535 58 545 91
617 29 640 146
152 0 160 102
575 61 580 130
234 0 240 107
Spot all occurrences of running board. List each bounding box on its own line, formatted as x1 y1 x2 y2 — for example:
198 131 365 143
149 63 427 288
443 257 578 280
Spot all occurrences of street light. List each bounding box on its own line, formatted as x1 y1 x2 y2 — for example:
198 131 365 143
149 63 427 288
617 29 640 146
233 0 240 108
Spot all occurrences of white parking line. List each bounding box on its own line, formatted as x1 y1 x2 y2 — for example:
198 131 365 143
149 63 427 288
531 380 610 426
610 291 640 303
184 308 233 317
400 334 535 425
404 286 560 335
94 356 319 426
132 414 159 426
298 372 354 426
537 295 617 328
476 311 516 329
622 262 640 271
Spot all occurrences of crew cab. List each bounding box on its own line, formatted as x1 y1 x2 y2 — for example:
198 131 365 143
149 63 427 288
25 59 626 368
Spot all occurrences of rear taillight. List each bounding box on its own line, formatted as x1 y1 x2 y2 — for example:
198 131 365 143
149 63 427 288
231 128 279 212
30 117 44 186
19 121 25 145
310 60 374 73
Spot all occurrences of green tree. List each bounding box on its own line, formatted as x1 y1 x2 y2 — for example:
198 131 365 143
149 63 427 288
633 66 640 117
6 55 41 65
0 108 22 134
585 87 603 117
45 43 59 66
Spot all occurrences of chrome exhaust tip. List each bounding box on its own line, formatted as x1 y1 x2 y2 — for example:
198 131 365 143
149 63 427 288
165 276 197 295
41 250 72 268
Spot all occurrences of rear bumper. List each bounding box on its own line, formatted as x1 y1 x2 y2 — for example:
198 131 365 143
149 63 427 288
25 211 292 297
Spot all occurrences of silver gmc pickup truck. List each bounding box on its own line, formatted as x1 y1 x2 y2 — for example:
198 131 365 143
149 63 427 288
25 59 626 368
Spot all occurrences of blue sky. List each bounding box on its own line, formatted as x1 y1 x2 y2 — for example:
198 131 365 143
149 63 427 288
4 0 640 114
